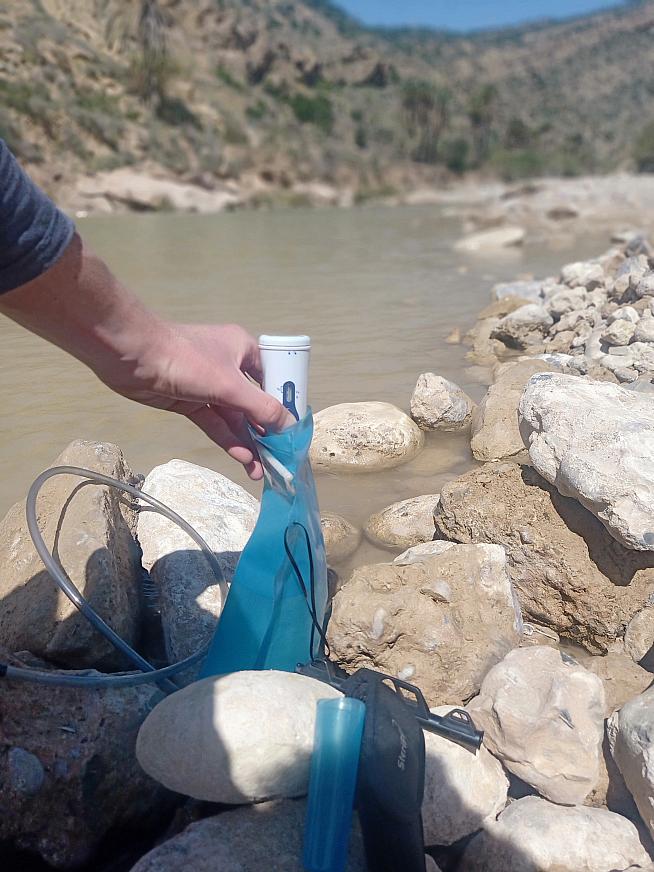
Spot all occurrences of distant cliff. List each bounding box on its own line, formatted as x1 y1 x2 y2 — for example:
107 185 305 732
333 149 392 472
2 0 653 207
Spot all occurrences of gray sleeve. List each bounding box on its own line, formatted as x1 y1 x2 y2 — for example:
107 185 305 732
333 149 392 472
0 140 75 294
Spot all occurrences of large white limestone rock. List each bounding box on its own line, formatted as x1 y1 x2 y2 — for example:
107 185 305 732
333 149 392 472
136 672 341 804
455 226 526 253
520 373 654 550
328 544 522 706
610 686 654 841
422 706 508 846
365 494 439 549
470 359 556 462
410 373 475 431
459 796 651 872
138 460 259 661
129 800 368 872
311 402 424 472
467 646 605 805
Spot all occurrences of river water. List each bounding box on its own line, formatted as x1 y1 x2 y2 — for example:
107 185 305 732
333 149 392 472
0 205 611 569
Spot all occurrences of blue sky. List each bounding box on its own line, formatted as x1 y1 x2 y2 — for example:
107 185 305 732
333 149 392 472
335 0 627 31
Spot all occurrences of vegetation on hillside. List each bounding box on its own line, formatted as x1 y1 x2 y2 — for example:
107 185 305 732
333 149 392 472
1 0 653 199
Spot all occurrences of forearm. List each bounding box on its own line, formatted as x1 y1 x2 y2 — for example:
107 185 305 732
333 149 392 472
0 232 170 390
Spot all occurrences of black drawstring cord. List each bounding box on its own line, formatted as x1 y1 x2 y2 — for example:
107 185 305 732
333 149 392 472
283 522 330 660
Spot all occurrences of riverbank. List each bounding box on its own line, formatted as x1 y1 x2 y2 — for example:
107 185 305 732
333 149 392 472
3 227 654 871
61 165 654 240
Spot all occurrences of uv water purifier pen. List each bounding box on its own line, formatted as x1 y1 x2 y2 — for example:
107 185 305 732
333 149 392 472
259 335 311 420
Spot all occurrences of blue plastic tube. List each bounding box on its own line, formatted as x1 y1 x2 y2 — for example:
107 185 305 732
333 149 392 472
304 697 366 872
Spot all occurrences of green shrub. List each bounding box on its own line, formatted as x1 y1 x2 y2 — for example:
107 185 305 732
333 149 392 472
490 147 547 181
633 121 654 172
157 96 201 129
0 78 49 118
246 100 268 122
223 116 248 145
287 93 334 134
504 116 532 149
440 137 470 173
355 125 368 149
128 52 179 103
73 109 124 150
76 88 121 115
215 65 244 91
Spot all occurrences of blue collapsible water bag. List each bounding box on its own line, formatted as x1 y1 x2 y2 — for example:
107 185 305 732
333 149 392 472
200 410 328 677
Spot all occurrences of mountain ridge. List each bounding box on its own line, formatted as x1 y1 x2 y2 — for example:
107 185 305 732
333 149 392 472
1 0 653 208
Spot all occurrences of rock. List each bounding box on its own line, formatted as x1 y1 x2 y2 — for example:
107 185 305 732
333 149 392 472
611 256 650 301
470 359 557 462
614 366 640 383
364 495 439 549
634 315 654 344
625 607 654 667
410 373 475 431
310 402 424 472
467 647 605 804
602 319 637 346
491 304 553 350
546 287 589 319
479 295 537 318
0 674 169 868
520 373 654 551
579 651 654 715
586 727 644 825
630 375 654 394
455 225 526 253
422 706 508 846
445 327 461 344
627 341 654 372
459 796 651 872
561 259 606 290
464 316 504 364
327 543 522 706
537 351 588 374
320 512 361 564
393 540 456 565
78 168 241 213
434 463 654 652
608 305 641 324
636 271 654 298
129 799 367 872
0 440 142 669
611 686 654 842
491 280 543 302
138 460 259 663
136 672 341 804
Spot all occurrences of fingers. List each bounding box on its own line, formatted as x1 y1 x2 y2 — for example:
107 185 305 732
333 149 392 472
187 406 255 467
242 342 264 385
222 374 296 433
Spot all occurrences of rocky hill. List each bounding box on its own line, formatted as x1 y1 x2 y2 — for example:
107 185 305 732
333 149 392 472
1 0 654 209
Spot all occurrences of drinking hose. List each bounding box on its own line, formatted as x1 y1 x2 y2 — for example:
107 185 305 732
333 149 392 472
0 466 228 693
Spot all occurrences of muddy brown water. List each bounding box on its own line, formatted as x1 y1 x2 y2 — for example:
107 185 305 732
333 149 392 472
0 204 611 571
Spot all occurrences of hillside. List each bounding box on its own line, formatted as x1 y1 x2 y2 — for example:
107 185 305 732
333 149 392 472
1 0 654 210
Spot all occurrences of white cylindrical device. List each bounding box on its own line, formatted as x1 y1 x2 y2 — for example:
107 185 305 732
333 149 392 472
258 334 311 421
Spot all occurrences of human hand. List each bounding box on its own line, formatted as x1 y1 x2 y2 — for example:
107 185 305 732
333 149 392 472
101 322 296 480
0 234 295 480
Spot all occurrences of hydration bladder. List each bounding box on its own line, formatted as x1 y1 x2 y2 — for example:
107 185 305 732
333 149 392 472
201 409 328 677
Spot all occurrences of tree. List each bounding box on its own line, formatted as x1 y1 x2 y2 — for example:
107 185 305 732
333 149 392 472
467 83 497 165
401 79 451 164
133 1 169 104
633 121 654 173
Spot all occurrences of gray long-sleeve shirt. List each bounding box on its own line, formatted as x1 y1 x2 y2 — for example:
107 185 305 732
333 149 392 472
0 140 74 293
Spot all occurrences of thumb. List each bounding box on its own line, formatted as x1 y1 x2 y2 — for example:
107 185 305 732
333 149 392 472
222 373 296 433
